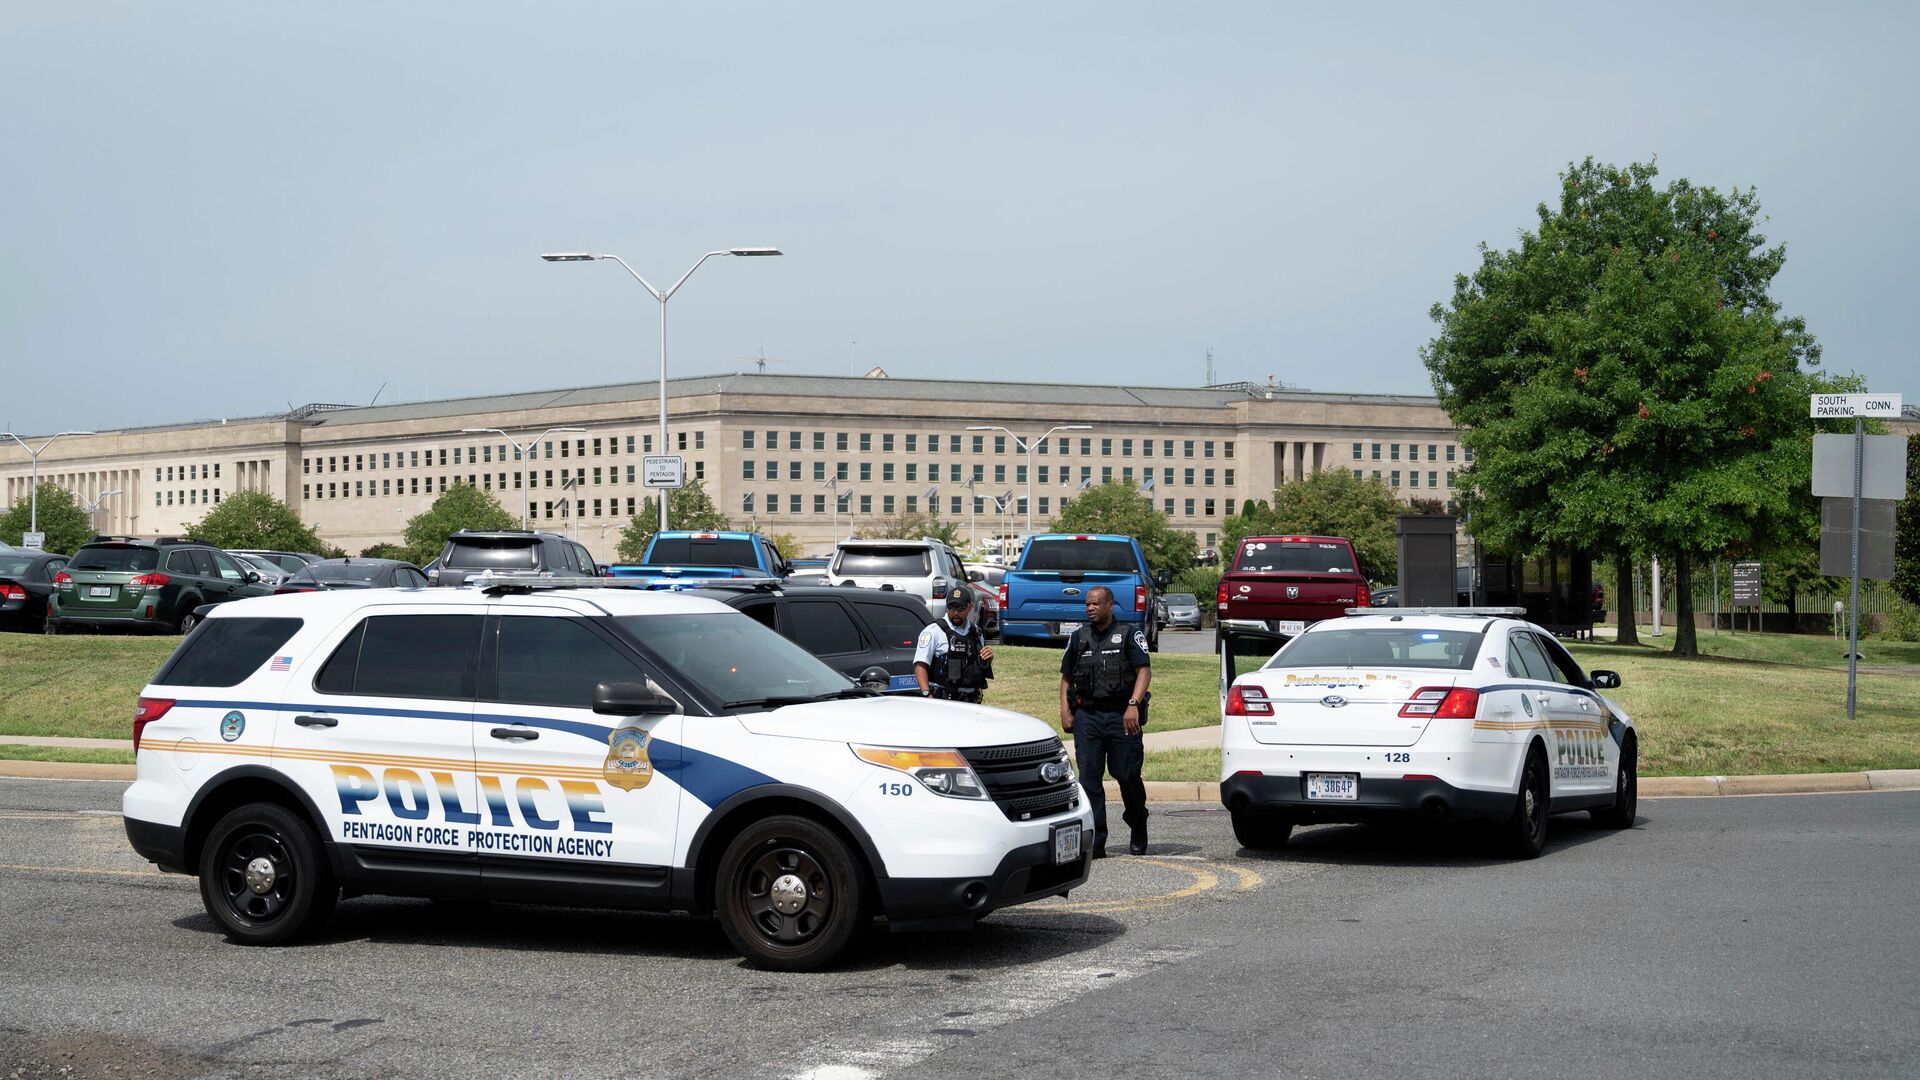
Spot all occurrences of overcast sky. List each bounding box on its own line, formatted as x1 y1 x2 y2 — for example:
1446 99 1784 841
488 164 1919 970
3 1 1911 435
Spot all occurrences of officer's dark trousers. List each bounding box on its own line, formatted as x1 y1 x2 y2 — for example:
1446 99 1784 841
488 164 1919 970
1073 705 1147 850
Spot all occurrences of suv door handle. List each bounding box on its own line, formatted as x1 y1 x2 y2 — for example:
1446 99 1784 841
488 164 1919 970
490 727 539 741
294 715 338 729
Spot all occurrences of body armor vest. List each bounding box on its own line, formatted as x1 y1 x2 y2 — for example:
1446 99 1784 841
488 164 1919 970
1070 623 1131 702
931 619 986 693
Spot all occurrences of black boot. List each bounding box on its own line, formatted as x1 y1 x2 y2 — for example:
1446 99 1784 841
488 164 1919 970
1128 825 1148 856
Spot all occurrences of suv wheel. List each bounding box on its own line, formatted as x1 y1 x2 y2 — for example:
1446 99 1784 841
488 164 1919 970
716 815 866 971
43 618 59 636
1231 808 1293 850
177 610 201 635
198 802 337 945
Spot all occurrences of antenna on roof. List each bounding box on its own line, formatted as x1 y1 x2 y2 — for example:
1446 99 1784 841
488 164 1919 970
369 381 387 406
1205 347 1215 386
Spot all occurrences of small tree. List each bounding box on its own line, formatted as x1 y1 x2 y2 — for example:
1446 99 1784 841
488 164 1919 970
401 483 517 566
0 484 93 554
615 480 730 563
1895 435 1920 608
1223 470 1404 584
863 511 964 548
1049 480 1196 580
359 542 411 561
186 491 327 553
760 530 803 561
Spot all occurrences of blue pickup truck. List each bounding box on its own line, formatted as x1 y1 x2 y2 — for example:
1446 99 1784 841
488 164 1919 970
608 531 791 589
998 533 1162 652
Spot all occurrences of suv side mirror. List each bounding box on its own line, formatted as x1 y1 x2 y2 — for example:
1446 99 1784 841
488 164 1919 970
593 680 677 716
1589 670 1622 690
968 570 984 582
1154 571 1172 588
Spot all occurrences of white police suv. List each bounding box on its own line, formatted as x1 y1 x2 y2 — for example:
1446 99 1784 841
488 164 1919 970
1218 608 1636 858
122 581 1091 970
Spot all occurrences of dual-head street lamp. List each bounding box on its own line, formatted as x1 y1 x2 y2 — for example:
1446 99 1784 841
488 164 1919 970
542 247 782 534
1 430 96 543
460 425 587 529
965 424 1093 538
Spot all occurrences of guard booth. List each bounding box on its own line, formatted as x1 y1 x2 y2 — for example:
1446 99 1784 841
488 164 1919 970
1472 549 1596 639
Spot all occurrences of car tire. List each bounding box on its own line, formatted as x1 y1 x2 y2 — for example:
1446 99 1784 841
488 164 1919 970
1591 733 1637 829
42 618 59 636
1499 746 1551 859
198 802 337 946
177 610 200 635
1230 809 1293 850
716 814 867 972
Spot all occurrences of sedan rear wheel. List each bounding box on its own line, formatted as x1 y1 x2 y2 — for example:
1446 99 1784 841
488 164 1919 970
1499 746 1551 859
1231 808 1293 850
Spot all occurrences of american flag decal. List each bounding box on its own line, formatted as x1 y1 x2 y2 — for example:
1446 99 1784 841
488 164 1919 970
270 656 292 672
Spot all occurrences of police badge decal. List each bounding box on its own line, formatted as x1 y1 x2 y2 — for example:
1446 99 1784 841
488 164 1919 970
603 726 654 791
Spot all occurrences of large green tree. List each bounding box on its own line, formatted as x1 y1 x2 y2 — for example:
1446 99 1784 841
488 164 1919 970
1224 470 1404 584
1896 433 1920 608
1048 479 1196 579
401 482 518 566
0 483 92 554
615 480 731 563
1424 157 1831 655
186 491 327 553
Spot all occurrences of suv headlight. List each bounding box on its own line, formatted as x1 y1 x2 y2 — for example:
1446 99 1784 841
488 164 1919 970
852 745 989 800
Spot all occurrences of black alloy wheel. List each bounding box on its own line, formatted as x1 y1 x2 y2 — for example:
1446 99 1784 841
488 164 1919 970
177 610 200 635
1501 747 1551 859
198 803 336 945
717 815 865 971
1592 734 1638 829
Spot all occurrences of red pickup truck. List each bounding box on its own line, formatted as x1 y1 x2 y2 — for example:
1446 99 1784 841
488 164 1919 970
1215 535 1370 650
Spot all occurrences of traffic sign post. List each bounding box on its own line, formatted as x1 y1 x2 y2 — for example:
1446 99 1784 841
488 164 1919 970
1809 392 1906 720
1731 561 1762 634
21 531 45 551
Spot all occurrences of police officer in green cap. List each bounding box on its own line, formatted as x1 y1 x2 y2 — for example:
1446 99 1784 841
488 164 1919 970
1059 585 1152 856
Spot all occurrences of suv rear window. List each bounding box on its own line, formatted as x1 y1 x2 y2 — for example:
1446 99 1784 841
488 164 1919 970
1234 540 1357 574
153 617 304 687
1266 627 1481 671
445 537 539 570
68 545 159 573
1021 539 1138 573
647 536 758 568
834 547 931 577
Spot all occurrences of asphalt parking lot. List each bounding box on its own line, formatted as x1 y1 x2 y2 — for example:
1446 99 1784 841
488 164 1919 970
3 779 1917 1079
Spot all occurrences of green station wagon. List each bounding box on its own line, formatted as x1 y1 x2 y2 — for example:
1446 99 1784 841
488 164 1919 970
49 537 271 635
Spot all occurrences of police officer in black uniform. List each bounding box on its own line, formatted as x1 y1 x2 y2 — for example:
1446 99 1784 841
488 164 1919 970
1059 585 1152 856
914 588 994 703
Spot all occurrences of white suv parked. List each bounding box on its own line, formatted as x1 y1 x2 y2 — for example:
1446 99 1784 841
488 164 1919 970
121 583 1091 970
826 538 970 617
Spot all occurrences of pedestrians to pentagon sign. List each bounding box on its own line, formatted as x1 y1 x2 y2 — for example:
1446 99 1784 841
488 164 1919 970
642 455 685 489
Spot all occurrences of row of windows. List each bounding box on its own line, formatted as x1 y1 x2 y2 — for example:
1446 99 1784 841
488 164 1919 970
299 432 707 476
153 464 221 483
739 461 1238 487
1353 469 1456 489
1353 442 1468 463
741 431 1236 459
154 488 221 507
301 462 710 502
736 492 1244 520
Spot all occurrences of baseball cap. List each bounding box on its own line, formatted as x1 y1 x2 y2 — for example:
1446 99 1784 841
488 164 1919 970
945 588 974 610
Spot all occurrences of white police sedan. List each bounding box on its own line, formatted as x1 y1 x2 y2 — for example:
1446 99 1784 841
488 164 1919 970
1218 608 1636 858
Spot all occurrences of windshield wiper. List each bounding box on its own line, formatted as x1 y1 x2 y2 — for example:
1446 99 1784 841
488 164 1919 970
722 688 877 710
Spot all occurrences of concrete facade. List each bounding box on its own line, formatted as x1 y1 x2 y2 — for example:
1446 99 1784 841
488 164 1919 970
2 372 1465 560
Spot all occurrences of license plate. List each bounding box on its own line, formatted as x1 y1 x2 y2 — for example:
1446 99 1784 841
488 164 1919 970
1051 821 1083 865
1306 773 1358 800
1057 622 1081 636
1277 620 1306 636
89 586 113 598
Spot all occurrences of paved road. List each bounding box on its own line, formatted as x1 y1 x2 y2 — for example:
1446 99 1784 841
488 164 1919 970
2 779 1915 1079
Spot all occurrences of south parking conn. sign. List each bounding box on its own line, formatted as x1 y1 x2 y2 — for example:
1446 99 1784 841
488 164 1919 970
1810 393 1903 419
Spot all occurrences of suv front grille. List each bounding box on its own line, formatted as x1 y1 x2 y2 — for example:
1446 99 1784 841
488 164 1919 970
962 737 1079 822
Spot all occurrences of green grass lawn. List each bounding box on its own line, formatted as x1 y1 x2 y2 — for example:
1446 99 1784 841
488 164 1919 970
0 745 136 765
5 630 1916 780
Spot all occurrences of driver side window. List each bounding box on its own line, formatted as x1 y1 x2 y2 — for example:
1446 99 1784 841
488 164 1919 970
494 615 654 710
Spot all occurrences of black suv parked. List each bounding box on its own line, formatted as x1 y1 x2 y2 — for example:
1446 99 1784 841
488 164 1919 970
49 536 269 634
430 530 604 587
685 583 935 694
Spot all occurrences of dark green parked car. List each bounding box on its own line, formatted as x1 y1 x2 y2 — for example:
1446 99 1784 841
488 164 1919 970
48 537 271 635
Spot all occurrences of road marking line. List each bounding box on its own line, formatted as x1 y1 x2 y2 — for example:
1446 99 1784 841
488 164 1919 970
789 943 1199 1080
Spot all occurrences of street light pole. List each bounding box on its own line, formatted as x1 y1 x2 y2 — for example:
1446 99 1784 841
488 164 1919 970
1 430 97 541
68 488 123 534
967 424 1092 539
461 426 586 529
542 247 781 536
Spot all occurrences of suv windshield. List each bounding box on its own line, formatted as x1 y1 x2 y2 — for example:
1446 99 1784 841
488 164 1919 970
647 536 758 568
304 563 387 584
1021 539 1138 573
445 537 539 569
1265 627 1482 671
1234 540 1357 573
834 547 931 577
68 545 159 573
615 611 856 708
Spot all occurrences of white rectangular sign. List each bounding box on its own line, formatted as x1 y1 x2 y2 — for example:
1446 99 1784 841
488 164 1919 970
1810 393 1903 418
642 455 685 489
1812 434 1909 500
21 531 45 550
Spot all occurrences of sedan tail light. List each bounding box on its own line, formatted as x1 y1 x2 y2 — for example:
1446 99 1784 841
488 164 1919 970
0 584 24 601
1400 686 1479 719
133 696 175 751
1224 685 1273 716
